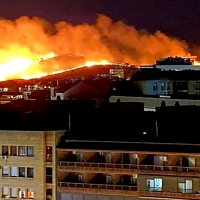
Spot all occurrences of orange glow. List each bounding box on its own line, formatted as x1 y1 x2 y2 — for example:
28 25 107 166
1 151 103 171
194 60 200 65
0 15 199 81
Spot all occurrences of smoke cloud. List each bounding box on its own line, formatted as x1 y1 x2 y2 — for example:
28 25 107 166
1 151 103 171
0 14 197 78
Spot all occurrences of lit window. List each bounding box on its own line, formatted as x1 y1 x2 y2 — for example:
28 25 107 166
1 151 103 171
11 187 18 198
146 178 162 191
27 146 34 157
11 167 18 177
46 146 52 162
27 189 34 199
46 189 52 200
27 168 34 178
19 188 26 199
18 146 26 156
2 187 9 198
2 166 9 176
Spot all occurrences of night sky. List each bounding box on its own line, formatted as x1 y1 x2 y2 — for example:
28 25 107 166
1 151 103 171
0 0 200 45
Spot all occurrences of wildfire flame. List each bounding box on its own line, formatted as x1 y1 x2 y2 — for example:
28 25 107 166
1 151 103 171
0 14 199 81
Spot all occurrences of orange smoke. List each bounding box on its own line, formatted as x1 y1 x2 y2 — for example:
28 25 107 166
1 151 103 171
0 14 199 80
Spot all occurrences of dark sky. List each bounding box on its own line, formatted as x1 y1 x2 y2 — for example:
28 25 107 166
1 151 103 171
0 0 200 44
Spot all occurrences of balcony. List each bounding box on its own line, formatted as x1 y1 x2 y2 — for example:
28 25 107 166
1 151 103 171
57 161 200 176
58 182 137 196
57 182 200 199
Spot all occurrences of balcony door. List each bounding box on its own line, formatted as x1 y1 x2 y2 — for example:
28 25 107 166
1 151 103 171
106 175 112 184
178 180 192 193
106 154 111 163
146 178 162 191
77 174 83 182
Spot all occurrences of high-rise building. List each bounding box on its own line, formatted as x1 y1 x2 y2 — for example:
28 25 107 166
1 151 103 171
56 140 200 200
0 130 65 200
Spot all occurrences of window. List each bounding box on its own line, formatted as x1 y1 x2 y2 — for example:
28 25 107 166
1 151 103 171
77 174 83 182
152 82 158 91
10 146 17 156
2 187 9 198
46 167 52 183
178 180 192 193
46 189 52 200
146 178 162 191
19 167 25 177
46 146 52 162
11 167 18 177
11 187 18 198
19 188 26 198
27 146 34 157
2 166 9 176
167 82 171 90
161 82 166 90
18 146 26 156
2 145 8 155
27 168 34 178
195 82 200 90
106 175 112 184
27 189 34 199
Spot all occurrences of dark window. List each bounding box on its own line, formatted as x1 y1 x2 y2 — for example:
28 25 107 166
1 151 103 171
18 167 25 177
2 146 8 156
27 168 34 178
10 146 17 156
46 167 52 183
161 83 166 90
46 146 52 162
153 83 158 91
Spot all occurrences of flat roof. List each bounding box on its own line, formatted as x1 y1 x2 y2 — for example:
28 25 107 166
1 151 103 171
58 140 200 154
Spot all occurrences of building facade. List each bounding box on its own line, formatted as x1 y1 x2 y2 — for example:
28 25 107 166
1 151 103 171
56 141 200 200
0 130 65 200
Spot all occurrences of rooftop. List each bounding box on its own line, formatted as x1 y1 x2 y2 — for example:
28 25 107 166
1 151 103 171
58 140 200 154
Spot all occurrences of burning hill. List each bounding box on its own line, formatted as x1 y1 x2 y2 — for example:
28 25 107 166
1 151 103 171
0 14 199 81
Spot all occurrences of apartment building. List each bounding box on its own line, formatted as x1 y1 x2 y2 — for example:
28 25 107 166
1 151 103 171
56 140 200 200
0 130 65 200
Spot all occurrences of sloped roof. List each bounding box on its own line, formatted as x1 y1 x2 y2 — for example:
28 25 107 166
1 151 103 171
65 81 102 99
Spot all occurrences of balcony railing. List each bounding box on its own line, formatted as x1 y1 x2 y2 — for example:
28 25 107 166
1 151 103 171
58 182 137 191
57 161 200 173
58 182 200 199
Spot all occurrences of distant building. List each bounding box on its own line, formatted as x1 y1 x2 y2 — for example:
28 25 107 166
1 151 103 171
131 70 200 96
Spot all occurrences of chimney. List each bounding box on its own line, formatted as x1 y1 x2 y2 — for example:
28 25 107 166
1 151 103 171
50 87 55 97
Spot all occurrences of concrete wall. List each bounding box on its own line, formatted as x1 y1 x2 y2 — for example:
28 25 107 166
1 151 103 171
136 80 172 95
109 96 200 108
57 193 138 200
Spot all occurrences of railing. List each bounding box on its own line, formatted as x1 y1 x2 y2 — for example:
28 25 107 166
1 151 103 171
58 182 137 191
58 182 200 199
57 161 200 173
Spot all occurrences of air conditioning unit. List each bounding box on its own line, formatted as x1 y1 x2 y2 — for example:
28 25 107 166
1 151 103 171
2 155 8 160
163 156 167 162
133 174 137 179
133 154 138 158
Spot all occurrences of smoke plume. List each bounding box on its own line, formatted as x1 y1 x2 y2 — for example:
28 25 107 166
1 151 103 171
0 14 197 79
